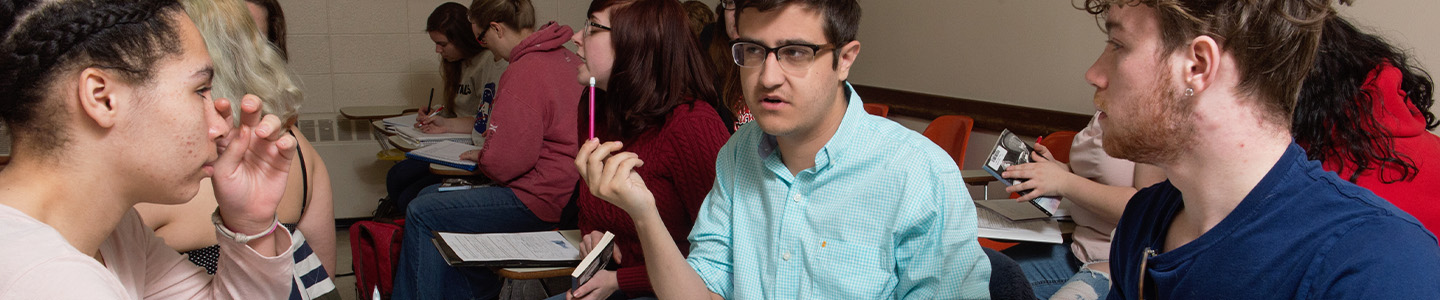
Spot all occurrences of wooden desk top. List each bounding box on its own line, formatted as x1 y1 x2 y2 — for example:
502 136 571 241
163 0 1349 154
962 169 999 185
340 105 416 120
387 135 421 152
431 163 481 176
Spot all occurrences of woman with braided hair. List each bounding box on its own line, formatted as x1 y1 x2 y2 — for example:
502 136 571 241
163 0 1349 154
0 0 299 298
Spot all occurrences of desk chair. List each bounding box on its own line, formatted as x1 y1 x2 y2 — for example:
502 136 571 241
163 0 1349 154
863 103 890 117
922 115 974 168
1038 131 1078 164
493 230 581 300
340 105 417 161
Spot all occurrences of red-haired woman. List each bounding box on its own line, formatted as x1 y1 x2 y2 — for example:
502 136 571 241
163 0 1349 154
559 0 733 299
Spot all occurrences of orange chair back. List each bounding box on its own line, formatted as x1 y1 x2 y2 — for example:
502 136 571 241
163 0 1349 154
922 115 974 168
863 103 890 117
1038 131 1078 164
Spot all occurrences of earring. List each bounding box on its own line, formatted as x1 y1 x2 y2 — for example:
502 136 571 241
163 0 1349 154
1184 88 1194 97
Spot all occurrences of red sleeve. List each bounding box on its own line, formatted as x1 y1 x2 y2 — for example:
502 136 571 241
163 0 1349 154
664 105 731 222
476 92 544 183
615 264 654 296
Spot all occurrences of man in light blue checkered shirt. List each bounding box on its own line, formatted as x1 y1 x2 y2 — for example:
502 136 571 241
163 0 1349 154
574 0 990 298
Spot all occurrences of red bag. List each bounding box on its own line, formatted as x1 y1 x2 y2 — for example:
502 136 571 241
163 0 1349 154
350 219 405 299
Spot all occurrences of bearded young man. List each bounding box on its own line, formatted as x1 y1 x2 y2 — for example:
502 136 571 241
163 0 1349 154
1080 1 1440 299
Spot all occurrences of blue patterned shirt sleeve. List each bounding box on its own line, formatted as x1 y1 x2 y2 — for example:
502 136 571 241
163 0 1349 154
893 145 991 299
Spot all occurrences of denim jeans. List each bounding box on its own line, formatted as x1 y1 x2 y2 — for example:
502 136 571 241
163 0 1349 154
542 291 657 300
391 185 557 300
1050 267 1110 300
385 158 445 211
1004 242 1083 299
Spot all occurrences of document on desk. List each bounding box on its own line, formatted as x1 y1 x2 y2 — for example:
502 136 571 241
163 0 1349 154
432 231 583 267
392 126 474 146
382 113 418 128
406 141 480 171
975 204 1063 244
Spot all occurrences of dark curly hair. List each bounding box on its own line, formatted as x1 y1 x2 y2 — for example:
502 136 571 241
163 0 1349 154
1294 16 1437 183
0 0 183 152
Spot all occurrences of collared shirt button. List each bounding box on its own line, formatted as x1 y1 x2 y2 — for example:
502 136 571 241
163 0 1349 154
783 251 792 261
791 194 801 203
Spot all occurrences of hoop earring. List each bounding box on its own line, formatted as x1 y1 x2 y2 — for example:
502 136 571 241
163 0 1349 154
1183 88 1194 97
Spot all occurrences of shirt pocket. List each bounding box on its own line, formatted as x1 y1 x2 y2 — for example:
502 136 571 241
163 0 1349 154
806 235 895 298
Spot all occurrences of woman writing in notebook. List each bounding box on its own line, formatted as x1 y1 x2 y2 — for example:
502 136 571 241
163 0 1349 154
384 2 509 214
0 0 297 297
391 0 585 298
564 0 733 299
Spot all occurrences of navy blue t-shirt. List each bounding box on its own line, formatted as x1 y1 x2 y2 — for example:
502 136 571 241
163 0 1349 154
1107 143 1440 299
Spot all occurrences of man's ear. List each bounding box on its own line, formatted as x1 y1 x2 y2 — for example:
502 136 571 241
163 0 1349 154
76 68 124 129
834 40 861 81
1181 35 1220 94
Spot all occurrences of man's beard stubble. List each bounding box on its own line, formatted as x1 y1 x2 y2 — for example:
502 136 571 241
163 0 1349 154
1101 72 1197 166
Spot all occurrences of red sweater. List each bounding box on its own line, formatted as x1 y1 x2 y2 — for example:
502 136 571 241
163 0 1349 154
577 102 730 296
476 22 584 223
1320 63 1440 239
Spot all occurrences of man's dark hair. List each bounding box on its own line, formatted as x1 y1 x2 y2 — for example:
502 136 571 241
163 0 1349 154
1 0 184 153
734 0 860 68
1082 0 1340 128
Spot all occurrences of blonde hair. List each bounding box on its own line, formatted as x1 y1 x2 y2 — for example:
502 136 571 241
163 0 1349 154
182 0 301 122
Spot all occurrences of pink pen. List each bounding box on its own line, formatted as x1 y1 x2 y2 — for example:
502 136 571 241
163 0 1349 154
588 77 596 140
426 106 444 118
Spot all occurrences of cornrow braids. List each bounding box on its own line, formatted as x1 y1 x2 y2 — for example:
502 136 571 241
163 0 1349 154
0 0 183 152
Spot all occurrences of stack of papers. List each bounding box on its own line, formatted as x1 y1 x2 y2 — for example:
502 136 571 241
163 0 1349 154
393 126 473 147
432 231 583 267
975 204 1063 244
406 141 481 171
382 114 418 128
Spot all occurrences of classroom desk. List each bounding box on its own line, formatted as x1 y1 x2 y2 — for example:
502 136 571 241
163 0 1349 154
494 230 582 299
339 105 415 120
430 163 481 176
962 169 998 185
387 135 422 152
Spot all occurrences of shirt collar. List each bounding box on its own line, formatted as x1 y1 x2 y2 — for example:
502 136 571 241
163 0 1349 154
757 82 865 174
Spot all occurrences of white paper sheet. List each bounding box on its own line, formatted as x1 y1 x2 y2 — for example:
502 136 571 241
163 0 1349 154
975 205 1063 244
437 231 582 262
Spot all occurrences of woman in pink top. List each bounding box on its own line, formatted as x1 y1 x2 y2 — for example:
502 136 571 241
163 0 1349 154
1000 114 1166 299
0 0 298 298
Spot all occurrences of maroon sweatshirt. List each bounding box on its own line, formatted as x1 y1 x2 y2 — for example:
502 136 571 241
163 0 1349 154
476 22 583 223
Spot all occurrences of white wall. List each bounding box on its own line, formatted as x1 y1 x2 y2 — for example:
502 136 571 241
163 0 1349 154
850 0 1440 129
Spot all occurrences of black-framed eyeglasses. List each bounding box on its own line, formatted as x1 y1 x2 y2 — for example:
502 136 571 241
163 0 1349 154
730 41 835 74
582 20 611 40
475 25 491 43
719 0 735 10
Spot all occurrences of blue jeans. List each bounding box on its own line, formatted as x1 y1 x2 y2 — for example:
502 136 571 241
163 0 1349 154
1050 267 1109 300
543 292 656 300
1006 243 1078 298
385 158 445 211
392 185 557 300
